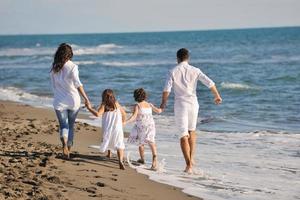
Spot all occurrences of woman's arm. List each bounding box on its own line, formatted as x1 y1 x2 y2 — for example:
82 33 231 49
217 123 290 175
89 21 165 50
125 105 138 124
87 104 104 117
150 103 162 114
78 86 90 105
72 65 90 105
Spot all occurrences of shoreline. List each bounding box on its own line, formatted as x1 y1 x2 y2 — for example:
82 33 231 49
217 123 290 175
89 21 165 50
0 100 201 200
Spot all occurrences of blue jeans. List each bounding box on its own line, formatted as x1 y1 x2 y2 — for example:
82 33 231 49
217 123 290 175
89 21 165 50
55 109 79 147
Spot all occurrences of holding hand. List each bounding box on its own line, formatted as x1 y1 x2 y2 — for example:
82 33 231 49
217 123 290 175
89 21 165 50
157 108 163 114
85 100 92 109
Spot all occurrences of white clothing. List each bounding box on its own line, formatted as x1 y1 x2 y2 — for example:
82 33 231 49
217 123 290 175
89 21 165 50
164 61 215 104
100 109 125 152
174 101 199 137
50 60 83 111
163 61 215 137
128 104 156 145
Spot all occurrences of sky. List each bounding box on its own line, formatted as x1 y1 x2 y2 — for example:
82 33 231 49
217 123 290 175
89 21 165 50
0 0 299 35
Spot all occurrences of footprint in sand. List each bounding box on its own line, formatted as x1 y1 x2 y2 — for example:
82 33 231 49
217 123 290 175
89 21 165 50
96 182 105 187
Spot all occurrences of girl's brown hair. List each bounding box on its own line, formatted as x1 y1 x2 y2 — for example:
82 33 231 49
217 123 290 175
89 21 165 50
134 88 147 102
102 89 117 112
51 43 73 73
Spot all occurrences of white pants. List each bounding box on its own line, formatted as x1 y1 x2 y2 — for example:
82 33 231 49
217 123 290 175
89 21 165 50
174 100 199 138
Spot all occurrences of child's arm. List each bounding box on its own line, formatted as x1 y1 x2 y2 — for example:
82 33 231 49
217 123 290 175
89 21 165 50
125 105 139 124
87 103 105 117
150 103 162 114
116 102 127 123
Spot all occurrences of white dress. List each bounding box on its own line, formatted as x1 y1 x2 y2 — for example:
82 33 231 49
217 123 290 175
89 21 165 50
128 105 156 145
99 108 125 152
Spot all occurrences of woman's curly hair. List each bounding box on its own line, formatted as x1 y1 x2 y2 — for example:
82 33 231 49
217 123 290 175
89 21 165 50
51 43 73 73
133 88 147 102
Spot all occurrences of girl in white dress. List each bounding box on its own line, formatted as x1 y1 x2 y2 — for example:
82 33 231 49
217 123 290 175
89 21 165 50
86 89 126 170
126 88 162 170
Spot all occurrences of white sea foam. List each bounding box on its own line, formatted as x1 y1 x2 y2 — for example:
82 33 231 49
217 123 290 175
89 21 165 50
101 60 175 67
74 60 142 67
72 43 122 55
123 116 300 200
101 61 143 67
0 43 122 57
74 61 98 65
220 82 258 90
0 87 52 108
72 60 175 67
0 47 54 57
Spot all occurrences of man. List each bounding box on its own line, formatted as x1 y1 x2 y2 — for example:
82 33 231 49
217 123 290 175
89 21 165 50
160 48 222 173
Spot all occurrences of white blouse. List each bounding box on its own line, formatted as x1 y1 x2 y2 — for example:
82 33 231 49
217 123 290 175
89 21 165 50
164 61 215 103
50 60 83 111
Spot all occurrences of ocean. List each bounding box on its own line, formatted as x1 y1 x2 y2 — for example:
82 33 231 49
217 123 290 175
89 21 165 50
0 27 299 200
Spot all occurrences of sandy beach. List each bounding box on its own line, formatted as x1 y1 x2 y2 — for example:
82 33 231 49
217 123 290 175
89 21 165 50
0 100 200 200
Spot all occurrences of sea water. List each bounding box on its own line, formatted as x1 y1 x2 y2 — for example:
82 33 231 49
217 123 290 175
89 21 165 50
0 27 299 199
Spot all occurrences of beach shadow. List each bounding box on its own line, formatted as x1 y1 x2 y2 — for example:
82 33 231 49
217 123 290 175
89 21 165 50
0 150 54 158
66 153 121 169
0 150 123 170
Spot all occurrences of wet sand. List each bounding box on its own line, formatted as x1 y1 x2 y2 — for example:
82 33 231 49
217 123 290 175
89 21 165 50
0 100 201 200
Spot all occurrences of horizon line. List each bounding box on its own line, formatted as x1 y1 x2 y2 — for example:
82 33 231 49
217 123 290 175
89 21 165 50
0 25 299 37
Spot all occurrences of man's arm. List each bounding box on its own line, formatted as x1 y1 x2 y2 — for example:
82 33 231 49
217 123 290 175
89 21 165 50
160 91 170 110
210 85 222 105
161 70 173 111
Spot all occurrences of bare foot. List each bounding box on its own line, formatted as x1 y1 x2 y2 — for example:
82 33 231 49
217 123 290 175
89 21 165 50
151 155 157 170
184 166 193 174
119 161 125 170
63 146 69 159
68 146 72 159
106 150 111 159
137 158 145 164
150 165 158 171
191 158 195 166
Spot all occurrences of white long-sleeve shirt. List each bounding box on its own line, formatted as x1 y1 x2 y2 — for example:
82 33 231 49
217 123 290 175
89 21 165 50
50 60 83 111
164 61 215 104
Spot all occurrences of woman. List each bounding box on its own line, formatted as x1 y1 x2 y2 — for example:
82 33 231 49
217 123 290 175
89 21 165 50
50 43 90 159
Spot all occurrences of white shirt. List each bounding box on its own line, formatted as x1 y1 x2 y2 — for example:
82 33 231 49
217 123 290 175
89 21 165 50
50 60 83 111
164 61 215 104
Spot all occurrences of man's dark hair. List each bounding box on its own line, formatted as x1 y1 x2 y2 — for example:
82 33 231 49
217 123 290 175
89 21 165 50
177 48 189 62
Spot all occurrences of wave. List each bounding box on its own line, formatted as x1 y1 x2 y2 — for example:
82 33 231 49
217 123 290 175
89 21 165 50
0 43 123 57
0 87 52 108
193 55 300 65
220 82 258 90
73 60 143 67
268 75 299 82
72 43 122 55
101 61 143 67
0 47 54 57
74 61 98 65
73 60 174 67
